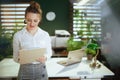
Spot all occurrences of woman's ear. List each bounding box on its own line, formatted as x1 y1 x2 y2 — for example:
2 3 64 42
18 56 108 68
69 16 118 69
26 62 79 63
38 18 42 26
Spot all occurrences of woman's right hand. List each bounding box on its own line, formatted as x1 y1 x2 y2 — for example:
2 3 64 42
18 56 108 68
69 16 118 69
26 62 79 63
36 56 47 63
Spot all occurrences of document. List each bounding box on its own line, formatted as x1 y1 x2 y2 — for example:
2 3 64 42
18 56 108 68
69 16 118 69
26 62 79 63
18 48 46 64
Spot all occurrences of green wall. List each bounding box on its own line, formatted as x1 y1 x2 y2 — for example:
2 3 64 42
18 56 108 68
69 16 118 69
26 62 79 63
35 0 70 35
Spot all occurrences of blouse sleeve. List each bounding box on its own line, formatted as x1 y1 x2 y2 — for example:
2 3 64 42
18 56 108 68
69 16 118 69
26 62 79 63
13 33 20 63
45 33 52 59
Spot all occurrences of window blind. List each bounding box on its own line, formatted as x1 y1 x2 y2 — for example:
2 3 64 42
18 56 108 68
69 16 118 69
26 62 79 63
73 4 101 41
0 3 30 36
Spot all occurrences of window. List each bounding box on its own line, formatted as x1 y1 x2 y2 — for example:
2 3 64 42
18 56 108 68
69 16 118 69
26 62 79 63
0 3 30 36
73 4 101 41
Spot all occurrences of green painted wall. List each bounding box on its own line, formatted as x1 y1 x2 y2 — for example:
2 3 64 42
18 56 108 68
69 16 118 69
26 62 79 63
35 0 70 35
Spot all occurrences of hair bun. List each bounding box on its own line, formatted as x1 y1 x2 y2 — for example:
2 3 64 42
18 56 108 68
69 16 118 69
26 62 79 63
30 1 40 9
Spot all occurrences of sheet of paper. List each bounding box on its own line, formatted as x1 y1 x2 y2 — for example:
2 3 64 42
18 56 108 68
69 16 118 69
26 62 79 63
19 48 46 64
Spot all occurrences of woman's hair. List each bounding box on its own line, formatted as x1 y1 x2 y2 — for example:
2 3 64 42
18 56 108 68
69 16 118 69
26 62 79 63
25 1 42 18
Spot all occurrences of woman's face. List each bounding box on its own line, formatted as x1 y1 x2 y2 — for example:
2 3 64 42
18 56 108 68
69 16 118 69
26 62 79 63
25 12 41 30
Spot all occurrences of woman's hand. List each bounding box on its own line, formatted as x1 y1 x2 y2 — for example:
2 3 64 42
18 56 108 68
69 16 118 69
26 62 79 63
36 56 47 63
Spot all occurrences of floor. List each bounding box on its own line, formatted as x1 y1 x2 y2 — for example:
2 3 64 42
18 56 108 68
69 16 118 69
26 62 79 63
0 78 12 80
0 78 79 80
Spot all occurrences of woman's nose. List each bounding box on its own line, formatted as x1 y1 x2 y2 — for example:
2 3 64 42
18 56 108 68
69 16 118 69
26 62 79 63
30 21 34 25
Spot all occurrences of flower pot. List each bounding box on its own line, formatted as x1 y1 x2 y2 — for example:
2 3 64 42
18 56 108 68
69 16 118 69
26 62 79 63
87 54 93 60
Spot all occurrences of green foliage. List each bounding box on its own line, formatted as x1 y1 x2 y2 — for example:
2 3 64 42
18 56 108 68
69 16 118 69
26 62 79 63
0 36 13 60
74 9 95 40
74 9 80 17
67 36 86 51
0 21 23 61
0 26 13 61
87 43 99 50
74 10 99 55
77 30 84 38
85 40 100 56
85 48 96 55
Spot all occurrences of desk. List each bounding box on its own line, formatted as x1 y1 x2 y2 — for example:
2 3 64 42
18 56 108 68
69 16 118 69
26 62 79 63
0 58 114 80
0 59 19 78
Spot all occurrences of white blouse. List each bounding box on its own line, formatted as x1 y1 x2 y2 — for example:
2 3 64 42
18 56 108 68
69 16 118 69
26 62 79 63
13 27 52 62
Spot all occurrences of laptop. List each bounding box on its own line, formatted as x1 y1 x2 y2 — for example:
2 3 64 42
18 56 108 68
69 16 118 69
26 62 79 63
19 48 46 64
57 49 85 66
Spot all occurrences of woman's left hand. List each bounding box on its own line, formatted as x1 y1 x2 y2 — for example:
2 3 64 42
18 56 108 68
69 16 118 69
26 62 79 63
36 56 47 63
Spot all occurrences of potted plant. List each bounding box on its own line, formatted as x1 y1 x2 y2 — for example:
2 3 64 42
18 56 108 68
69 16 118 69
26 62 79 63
67 36 86 51
85 40 100 60
67 9 100 56
0 24 18 61
66 9 88 51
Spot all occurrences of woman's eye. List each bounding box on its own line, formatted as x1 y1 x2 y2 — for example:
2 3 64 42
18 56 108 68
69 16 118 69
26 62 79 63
27 19 31 22
34 20 38 22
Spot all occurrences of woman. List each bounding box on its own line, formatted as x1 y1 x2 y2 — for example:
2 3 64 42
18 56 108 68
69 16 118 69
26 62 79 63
13 1 52 80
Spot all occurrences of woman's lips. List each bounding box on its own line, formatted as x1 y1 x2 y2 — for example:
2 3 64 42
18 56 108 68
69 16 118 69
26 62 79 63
30 26 34 28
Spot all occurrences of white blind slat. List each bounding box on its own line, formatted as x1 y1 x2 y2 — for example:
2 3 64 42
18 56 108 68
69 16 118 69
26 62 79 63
0 3 30 35
73 4 101 41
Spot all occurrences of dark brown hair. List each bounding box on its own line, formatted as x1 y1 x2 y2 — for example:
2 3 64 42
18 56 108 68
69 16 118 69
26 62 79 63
25 1 42 18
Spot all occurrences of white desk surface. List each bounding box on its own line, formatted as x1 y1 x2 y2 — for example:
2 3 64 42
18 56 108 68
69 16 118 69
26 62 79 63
0 58 114 79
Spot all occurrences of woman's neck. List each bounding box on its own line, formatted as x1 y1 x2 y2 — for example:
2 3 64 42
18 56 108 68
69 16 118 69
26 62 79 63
27 27 38 36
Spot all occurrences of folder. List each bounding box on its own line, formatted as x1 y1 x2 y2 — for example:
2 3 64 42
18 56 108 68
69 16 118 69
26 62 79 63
18 48 46 64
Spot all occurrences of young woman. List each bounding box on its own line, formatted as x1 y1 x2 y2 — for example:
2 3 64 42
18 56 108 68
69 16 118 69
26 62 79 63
13 1 52 80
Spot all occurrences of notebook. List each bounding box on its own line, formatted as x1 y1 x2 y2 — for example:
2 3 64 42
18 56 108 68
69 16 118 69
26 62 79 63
57 49 84 66
18 48 46 64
